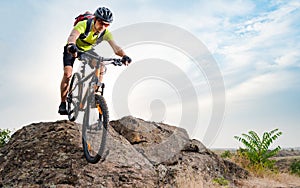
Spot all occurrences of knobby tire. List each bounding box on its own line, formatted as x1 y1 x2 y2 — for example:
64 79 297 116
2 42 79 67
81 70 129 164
67 73 81 122
82 94 109 164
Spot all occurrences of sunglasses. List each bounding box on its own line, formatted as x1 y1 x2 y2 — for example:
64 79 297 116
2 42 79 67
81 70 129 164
97 19 110 27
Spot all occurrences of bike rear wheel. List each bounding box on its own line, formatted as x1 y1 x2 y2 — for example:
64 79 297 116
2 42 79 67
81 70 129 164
82 94 109 164
67 73 81 122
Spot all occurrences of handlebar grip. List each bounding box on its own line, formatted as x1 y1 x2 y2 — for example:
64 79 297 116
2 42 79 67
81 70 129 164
121 55 132 64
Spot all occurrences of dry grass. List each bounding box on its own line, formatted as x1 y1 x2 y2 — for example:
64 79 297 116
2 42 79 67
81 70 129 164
215 149 300 187
175 174 215 188
237 173 300 188
269 173 300 184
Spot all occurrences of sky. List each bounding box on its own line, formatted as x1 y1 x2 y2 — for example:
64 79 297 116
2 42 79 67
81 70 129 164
0 0 299 148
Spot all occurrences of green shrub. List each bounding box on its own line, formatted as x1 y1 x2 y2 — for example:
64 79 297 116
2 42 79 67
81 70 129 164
212 177 229 186
221 150 232 159
233 129 282 177
232 148 279 177
234 129 282 166
290 160 300 176
0 129 11 147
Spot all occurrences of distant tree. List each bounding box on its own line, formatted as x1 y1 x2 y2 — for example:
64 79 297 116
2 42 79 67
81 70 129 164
234 128 282 166
0 129 11 147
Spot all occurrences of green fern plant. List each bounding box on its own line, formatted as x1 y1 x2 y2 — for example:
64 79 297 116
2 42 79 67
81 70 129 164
234 129 282 165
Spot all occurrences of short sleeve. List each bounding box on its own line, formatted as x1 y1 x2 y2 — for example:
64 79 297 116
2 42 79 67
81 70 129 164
103 29 113 41
73 20 86 34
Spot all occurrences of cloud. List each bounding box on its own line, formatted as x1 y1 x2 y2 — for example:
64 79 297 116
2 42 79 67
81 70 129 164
275 51 300 68
208 0 300 98
227 2 298 54
228 70 299 103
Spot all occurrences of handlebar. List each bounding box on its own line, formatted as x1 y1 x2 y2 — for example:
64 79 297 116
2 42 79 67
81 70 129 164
78 51 123 66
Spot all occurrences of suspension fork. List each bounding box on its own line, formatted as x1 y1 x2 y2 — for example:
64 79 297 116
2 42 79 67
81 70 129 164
100 83 105 96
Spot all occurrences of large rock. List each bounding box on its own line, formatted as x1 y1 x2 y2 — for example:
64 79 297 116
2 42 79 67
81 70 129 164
0 116 248 187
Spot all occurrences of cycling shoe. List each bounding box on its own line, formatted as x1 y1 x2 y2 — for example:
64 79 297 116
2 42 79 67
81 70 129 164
58 102 68 115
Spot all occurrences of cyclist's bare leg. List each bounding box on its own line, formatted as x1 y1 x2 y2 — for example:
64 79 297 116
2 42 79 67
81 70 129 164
94 65 104 90
60 65 73 102
99 65 105 83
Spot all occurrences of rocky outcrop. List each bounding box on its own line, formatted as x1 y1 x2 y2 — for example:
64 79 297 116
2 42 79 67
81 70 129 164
0 116 248 187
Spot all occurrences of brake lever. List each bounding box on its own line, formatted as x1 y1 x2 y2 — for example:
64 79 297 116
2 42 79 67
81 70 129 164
117 60 123 66
113 59 123 66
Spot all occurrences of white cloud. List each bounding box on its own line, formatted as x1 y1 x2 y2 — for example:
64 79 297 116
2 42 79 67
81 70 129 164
213 1 300 76
228 71 298 103
275 51 300 68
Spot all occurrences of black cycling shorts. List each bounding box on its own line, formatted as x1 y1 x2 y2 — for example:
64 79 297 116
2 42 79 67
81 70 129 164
63 45 76 67
63 46 99 67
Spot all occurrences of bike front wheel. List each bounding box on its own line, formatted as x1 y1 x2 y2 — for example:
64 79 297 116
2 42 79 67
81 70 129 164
67 73 81 122
82 94 109 164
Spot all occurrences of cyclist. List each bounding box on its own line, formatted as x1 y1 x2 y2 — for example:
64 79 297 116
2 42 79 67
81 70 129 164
58 7 132 115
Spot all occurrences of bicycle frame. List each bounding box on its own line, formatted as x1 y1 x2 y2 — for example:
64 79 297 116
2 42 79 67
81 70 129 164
69 51 122 112
73 70 98 111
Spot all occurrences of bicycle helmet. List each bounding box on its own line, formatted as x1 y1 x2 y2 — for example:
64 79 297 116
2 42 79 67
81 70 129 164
94 7 113 23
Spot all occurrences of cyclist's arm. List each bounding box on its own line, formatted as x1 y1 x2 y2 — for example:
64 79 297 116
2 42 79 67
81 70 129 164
108 40 126 57
66 29 81 57
67 29 80 44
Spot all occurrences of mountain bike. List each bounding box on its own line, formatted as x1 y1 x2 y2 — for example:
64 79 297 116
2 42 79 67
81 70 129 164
66 50 123 163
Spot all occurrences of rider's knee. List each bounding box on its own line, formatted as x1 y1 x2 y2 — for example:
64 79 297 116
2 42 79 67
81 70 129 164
63 72 72 82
